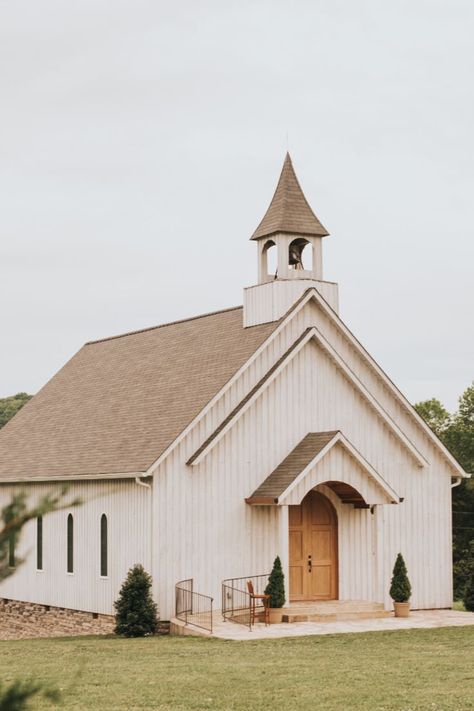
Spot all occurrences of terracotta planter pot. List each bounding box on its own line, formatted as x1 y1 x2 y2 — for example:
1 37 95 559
393 601 410 618
267 608 283 624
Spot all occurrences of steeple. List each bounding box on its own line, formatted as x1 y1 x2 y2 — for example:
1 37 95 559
251 153 329 241
244 153 339 327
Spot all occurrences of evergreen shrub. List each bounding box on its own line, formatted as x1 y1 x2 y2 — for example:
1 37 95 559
264 556 286 608
114 564 158 637
389 553 412 603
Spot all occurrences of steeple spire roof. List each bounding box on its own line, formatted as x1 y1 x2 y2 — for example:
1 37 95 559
251 153 329 240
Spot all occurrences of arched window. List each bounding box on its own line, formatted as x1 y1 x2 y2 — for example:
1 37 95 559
67 514 74 573
37 516 43 570
100 514 108 577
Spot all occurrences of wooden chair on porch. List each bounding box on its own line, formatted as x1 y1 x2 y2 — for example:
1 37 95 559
247 580 270 626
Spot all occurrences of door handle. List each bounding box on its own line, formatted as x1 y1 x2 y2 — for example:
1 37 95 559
307 556 312 573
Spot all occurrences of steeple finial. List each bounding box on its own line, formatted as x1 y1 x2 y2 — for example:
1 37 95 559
251 153 329 240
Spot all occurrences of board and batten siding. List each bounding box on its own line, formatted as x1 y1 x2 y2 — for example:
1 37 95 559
152 297 453 619
0 480 151 615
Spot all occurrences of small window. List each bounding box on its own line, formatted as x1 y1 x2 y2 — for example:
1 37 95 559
37 516 43 570
67 514 74 573
8 536 15 568
100 514 108 577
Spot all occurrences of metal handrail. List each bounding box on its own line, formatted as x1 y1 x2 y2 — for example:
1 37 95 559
222 573 270 630
175 579 214 633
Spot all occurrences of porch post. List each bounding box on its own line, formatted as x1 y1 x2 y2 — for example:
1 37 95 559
278 505 290 606
373 505 386 605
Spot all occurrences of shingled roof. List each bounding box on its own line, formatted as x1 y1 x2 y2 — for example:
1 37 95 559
0 308 278 481
251 153 329 240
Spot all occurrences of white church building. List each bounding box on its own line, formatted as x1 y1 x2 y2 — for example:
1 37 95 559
0 154 467 625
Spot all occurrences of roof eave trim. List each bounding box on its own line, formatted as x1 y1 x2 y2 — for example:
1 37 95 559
245 496 279 505
250 228 329 241
0 471 147 484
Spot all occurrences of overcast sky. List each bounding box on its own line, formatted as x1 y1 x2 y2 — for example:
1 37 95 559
1 0 473 411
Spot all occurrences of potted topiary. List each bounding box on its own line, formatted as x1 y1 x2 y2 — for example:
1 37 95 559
389 553 412 617
264 556 286 623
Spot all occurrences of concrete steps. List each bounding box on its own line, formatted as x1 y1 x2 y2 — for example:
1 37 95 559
281 600 390 624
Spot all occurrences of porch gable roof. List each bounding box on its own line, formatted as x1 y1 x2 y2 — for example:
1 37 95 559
245 430 400 506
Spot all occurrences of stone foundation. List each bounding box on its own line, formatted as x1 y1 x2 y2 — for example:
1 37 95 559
0 598 170 640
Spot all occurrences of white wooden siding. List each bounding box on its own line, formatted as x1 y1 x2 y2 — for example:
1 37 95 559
243 279 339 326
0 480 151 615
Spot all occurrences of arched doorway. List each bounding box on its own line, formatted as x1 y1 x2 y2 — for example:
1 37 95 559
288 490 338 601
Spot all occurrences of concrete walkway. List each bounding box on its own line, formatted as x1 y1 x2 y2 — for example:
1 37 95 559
203 609 474 640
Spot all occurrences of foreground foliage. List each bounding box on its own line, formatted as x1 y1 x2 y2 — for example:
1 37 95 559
0 680 59 711
0 489 81 708
0 627 473 710
0 489 81 582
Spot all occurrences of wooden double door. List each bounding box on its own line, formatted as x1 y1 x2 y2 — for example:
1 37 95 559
289 491 338 601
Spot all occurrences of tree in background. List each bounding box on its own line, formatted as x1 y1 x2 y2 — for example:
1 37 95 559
414 398 451 437
462 542 474 612
114 564 158 637
415 381 474 599
0 393 32 430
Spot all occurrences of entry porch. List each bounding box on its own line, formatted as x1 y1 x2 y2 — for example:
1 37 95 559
245 430 401 607
172 596 391 637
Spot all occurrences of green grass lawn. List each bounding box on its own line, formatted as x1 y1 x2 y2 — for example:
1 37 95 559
1 627 474 710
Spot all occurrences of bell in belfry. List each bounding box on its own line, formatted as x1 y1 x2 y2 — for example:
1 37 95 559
289 243 304 269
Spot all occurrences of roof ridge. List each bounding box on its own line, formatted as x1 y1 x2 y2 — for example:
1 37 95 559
85 305 244 346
